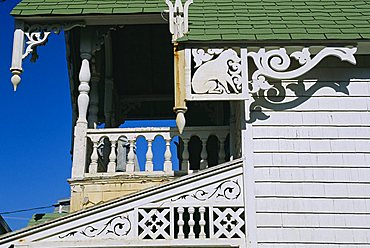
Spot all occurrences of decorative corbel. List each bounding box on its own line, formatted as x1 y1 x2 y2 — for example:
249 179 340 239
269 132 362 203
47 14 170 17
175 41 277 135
247 47 357 122
10 21 84 91
166 0 193 41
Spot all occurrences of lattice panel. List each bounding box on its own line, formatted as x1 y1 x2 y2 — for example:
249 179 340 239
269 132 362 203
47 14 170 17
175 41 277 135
213 207 245 239
138 208 171 239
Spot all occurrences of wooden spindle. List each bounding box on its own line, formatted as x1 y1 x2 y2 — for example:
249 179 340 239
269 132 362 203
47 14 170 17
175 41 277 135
164 138 172 173
145 139 153 172
181 138 190 172
188 207 195 239
126 138 136 173
77 59 91 124
177 207 185 239
89 138 99 174
199 206 206 239
107 139 117 173
219 136 226 163
200 138 208 169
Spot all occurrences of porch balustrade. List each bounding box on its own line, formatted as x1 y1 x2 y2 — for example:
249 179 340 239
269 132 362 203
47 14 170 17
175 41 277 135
85 126 230 176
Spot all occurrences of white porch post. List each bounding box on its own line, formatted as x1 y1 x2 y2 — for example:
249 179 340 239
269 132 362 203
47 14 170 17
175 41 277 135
71 30 92 179
242 100 257 248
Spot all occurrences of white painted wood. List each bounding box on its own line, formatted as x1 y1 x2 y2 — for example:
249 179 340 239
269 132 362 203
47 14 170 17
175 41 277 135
257 213 370 228
256 228 368 244
253 126 370 139
88 137 99 174
253 112 370 126
145 139 154 172
251 69 370 246
255 167 370 183
0 160 244 248
164 138 172 173
77 59 91 124
188 207 195 239
199 206 206 239
177 207 185 239
107 139 117 173
126 138 135 173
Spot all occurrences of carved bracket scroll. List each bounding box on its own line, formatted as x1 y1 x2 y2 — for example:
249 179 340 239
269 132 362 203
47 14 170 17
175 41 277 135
183 46 357 123
247 47 357 122
10 22 84 91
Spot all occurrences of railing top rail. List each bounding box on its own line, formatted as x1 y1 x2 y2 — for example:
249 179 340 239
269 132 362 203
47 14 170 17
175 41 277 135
87 126 230 135
87 127 172 134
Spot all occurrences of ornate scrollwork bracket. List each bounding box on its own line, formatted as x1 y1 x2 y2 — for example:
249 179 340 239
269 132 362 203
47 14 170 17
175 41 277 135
247 47 357 122
182 46 357 124
10 22 84 91
165 0 193 41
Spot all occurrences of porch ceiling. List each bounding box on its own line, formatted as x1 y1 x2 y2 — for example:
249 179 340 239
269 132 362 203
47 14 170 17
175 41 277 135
11 0 370 41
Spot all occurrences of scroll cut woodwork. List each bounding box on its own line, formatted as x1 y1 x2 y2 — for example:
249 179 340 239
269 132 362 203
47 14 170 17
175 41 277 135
186 48 248 101
32 160 245 244
247 47 357 122
166 0 193 41
184 46 357 123
59 214 132 240
10 22 84 91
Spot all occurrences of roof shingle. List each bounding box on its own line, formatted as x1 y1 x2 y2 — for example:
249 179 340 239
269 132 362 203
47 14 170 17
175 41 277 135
11 0 370 41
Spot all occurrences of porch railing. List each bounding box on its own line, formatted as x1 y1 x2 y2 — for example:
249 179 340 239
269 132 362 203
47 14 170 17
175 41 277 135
85 126 230 176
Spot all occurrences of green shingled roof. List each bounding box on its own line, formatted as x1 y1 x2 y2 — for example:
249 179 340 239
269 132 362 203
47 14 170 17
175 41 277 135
11 0 370 41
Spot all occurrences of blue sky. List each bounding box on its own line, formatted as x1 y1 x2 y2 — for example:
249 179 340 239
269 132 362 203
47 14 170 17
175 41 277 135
0 1 72 230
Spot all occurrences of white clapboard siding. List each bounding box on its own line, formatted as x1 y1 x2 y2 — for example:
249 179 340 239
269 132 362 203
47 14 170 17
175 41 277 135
255 167 370 183
253 126 370 139
258 245 370 248
256 198 370 213
253 112 370 126
252 72 370 245
259 97 370 111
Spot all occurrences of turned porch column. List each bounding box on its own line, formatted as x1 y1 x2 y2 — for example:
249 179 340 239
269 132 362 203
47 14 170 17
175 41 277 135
71 29 93 179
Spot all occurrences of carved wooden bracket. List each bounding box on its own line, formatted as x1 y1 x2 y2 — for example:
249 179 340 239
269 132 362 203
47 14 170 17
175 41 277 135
179 46 357 127
10 22 84 91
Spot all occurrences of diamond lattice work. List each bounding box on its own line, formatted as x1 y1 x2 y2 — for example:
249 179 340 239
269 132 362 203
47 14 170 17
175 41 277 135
213 207 245 239
138 208 171 239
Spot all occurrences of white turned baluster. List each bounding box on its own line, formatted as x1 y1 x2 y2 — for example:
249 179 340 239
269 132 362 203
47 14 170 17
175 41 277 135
200 138 208 170
126 138 136 173
177 207 185 239
71 58 91 179
107 139 117 173
199 206 206 239
77 59 91 124
164 138 172 173
219 136 226 163
89 138 99 174
188 207 195 239
145 139 153 172
181 138 190 172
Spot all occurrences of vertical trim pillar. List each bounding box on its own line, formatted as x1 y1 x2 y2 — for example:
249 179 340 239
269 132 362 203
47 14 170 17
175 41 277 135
173 44 187 134
71 29 92 179
242 100 257 247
